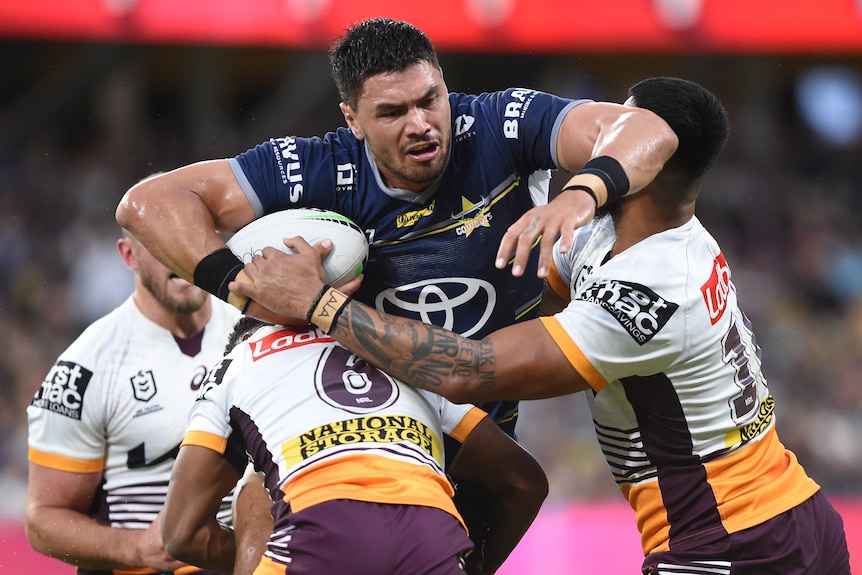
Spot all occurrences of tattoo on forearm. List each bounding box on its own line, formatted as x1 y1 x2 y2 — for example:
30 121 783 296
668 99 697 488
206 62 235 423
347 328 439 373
332 302 497 396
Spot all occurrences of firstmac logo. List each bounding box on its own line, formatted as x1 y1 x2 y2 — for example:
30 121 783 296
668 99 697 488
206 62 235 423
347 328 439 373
578 280 678 345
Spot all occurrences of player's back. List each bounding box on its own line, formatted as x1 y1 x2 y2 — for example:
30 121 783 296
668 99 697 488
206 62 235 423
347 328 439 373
190 325 482 520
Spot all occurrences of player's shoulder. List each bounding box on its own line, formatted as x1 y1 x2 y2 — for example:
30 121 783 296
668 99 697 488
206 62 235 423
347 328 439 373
60 297 140 361
591 216 721 305
270 126 362 153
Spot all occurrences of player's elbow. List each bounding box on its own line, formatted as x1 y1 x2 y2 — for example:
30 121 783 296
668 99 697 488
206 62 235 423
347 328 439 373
161 516 198 564
115 183 149 232
499 450 549 514
24 515 49 557
638 107 679 162
520 462 550 510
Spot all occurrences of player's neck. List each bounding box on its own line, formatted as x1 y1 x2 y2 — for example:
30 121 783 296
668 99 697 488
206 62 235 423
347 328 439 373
610 194 695 256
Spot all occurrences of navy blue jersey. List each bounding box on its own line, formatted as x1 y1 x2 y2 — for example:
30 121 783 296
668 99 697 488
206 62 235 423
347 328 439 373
230 89 584 434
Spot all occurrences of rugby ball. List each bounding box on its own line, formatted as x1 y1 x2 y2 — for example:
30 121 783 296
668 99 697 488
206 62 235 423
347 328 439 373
227 208 368 287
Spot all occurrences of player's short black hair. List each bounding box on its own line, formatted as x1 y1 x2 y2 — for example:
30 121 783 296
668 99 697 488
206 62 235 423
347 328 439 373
628 77 730 184
225 316 269 355
329 17 440 109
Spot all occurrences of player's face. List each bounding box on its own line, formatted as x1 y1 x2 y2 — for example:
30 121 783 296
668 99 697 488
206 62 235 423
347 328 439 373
132 241 209 314
342 61 451 193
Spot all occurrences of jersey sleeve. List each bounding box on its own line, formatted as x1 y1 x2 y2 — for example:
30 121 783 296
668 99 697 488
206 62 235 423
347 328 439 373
27 323 114 472
229 130 354 217
473 89 586 174
543 276 684 392
420 389 488 444
184 356 237 443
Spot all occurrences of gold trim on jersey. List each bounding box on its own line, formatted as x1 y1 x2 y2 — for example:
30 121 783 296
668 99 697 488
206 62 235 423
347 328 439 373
181 430 228 454
114 566 206 575
447 408 487 443
539 316 608 392
545 259 570 301
28 446 104 473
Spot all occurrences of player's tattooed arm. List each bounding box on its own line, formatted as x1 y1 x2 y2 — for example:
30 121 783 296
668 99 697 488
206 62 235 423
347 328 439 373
330 302 497 403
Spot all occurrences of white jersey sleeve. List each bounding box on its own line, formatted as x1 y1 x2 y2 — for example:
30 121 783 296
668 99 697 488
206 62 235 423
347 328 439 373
27 296 241 528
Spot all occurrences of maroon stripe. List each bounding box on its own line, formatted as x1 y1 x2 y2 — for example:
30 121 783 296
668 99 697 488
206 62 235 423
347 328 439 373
621 373 728 549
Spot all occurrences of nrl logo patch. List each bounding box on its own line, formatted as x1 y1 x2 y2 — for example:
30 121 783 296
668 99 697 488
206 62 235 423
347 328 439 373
578 280 678 345
130 370 157 402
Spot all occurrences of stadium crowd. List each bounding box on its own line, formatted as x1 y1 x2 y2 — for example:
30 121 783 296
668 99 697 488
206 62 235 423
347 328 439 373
2 45 861 517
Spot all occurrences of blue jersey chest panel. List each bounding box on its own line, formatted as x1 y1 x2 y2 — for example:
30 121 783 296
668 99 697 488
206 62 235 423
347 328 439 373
234 90 576 339
234 90 579 432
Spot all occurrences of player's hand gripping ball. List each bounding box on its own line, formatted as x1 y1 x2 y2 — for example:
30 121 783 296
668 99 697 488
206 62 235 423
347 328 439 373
227 208 368 287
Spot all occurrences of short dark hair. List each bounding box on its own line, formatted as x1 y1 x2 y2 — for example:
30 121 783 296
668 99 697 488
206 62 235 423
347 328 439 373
628 77 729 184
224 316 269 355
329 18 440 109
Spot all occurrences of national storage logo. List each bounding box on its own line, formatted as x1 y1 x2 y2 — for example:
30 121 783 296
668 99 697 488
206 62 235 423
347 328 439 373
281 415 440 467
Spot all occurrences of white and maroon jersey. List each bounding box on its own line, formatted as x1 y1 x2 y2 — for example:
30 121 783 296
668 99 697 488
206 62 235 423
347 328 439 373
27 296 240 538
183 324 487 535
544 214 819 555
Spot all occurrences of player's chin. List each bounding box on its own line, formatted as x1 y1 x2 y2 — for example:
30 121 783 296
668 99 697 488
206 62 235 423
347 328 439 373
166 293 209 315
403 161 445 184
165 283 208 306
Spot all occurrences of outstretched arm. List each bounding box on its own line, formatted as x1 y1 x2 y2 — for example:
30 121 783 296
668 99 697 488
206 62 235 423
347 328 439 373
230 238 590 404
498 101 678 277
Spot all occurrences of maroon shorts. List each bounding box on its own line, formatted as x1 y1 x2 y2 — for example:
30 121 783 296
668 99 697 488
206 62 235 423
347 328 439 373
641 490 851 575
255 499 473 575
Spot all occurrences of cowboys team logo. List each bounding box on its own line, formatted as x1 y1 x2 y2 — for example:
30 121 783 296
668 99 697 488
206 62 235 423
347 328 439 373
451 196 493 237
375 278 495 338
130 370 157 402
579 280 678 345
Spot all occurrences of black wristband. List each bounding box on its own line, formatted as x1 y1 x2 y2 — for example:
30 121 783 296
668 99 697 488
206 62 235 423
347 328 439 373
560 184 598 208
577 156 630 204
193 248 245 302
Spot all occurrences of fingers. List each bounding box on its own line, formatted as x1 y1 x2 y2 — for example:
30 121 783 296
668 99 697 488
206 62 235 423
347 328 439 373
497 190 597 277
496 216 540 277
334 274 364 294
227 235 333 321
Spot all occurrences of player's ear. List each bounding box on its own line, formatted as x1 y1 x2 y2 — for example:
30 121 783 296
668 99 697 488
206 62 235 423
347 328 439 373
340 102 365 140
117 236 137 270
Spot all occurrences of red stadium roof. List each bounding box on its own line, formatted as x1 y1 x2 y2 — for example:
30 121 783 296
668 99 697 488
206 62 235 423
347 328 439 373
0 0 860 53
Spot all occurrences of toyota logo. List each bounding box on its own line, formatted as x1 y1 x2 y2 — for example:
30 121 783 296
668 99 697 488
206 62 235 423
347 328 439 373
374 278 496 338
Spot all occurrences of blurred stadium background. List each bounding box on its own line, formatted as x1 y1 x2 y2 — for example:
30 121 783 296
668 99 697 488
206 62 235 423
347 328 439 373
1 0 861 572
